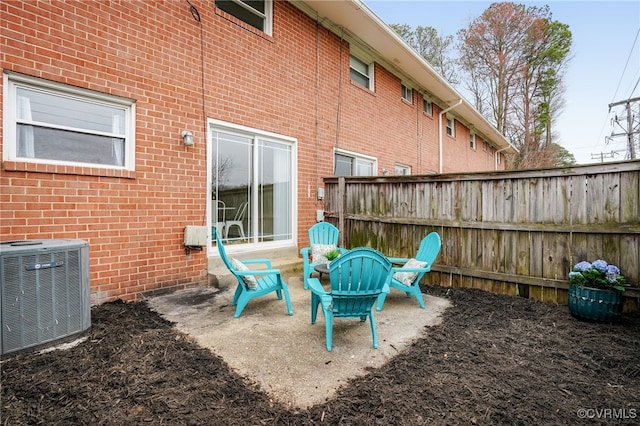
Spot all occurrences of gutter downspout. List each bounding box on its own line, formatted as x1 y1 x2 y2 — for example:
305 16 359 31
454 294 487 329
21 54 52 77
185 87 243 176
438 99 462 174
495 146 511 170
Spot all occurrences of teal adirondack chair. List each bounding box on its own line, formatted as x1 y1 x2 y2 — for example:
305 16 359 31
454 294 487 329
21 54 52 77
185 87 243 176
214 229 293 318
300 222 347 289
376 232 441 311
308 247 391 352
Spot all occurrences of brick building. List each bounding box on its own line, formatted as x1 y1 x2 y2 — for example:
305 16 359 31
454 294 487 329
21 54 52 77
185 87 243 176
1 0 516 303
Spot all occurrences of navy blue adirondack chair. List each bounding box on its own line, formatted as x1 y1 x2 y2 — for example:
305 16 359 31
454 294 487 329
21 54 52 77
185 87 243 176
214 229 293 318
376 232 441 311
307 247 391 351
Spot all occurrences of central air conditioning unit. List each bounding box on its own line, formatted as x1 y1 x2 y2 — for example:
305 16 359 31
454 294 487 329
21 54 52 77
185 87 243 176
0 239 91 358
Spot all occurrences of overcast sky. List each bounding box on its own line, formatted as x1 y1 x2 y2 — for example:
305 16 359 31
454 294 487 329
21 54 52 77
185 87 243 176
363 0 640 164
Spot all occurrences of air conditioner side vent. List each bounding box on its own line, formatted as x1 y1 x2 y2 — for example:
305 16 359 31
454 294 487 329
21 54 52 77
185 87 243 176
1 239 91 358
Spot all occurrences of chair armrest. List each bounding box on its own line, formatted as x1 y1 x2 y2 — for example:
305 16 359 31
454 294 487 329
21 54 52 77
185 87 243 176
308 278 332 308
241 258 273 269
300 247 311 264
391 265 431 274
307 278 328 296
236 268 281 277
387 257 410 264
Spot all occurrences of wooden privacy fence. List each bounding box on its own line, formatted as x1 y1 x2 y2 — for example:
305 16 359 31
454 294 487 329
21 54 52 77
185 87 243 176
322 161 640 312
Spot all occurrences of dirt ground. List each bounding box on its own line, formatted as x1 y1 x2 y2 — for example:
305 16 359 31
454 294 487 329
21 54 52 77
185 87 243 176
2 284 640 425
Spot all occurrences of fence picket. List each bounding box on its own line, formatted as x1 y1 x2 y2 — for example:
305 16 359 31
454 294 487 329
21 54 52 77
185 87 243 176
323 162 640 311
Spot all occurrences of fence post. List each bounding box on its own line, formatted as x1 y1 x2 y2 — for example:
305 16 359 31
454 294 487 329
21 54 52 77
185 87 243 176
339 177 345 247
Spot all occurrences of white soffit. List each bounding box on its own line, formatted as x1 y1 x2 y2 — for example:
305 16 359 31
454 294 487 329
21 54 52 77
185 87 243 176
295 0 517 154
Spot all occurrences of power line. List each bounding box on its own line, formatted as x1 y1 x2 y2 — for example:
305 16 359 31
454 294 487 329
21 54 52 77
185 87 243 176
611 27 640 103
629 74 640 99
590 149 626 163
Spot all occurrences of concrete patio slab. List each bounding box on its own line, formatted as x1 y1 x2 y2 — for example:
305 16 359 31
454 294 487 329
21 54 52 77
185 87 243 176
147 274 451 408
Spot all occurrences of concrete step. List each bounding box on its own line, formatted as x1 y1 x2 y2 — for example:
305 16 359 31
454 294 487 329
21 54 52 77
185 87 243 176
207 246 303 289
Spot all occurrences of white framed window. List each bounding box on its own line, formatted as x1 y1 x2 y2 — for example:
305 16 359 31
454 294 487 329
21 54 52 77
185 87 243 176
349 54 373 90
401 83 413 103
483 141 489 151
3 72 135 170
334 149 376 176
395 164 411 175
215 0 272 35
423 99 432 116
470 133 476 150
446 116 455 137
210 120 296 248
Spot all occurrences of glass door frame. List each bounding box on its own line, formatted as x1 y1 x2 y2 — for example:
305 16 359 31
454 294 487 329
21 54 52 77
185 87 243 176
207 118 297 257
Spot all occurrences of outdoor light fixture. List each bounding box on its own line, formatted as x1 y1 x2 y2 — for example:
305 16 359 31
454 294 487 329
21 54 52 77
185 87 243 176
181 130 194 146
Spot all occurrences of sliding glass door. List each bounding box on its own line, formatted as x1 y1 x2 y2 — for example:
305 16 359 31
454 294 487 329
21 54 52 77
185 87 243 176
211 122 294 247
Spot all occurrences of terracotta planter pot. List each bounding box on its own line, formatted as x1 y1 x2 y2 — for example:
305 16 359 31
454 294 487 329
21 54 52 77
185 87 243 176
567 284 622 323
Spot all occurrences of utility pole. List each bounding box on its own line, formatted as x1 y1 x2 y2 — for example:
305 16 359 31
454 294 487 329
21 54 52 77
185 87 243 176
590 149 624 163
606 97 640 160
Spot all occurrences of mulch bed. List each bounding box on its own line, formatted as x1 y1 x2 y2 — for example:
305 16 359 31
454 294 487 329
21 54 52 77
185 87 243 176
2 285 639 425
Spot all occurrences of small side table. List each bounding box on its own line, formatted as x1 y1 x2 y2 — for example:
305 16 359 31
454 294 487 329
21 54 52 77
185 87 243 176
314 263 329 279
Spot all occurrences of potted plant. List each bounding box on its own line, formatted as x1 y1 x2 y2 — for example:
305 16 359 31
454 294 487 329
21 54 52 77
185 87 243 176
325 249 341 263
567 259 629 322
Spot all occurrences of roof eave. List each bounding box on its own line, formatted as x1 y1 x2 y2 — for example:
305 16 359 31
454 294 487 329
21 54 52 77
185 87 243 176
294 0 518 155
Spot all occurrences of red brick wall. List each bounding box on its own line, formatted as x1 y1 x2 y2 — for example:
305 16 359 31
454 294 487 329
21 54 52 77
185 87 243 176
1 0 502 303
